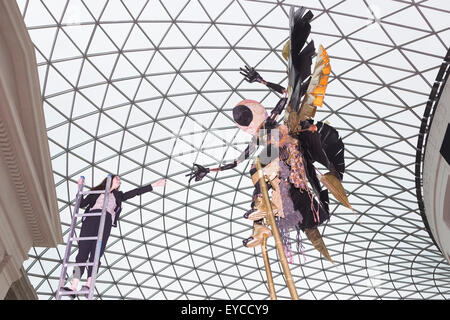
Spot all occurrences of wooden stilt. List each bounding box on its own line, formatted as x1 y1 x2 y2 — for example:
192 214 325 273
261 234 276 300
256 157 299 300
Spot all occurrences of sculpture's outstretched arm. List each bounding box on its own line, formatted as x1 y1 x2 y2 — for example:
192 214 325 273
240 65 286 95
186 136 259 182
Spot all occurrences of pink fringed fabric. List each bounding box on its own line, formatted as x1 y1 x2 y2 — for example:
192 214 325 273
308 188 320 224
296 229 307 264
283 244 294 264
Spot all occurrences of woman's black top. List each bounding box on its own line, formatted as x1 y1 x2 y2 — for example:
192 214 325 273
79 184 153 227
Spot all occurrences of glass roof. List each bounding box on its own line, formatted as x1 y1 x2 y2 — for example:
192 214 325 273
17 0 450 299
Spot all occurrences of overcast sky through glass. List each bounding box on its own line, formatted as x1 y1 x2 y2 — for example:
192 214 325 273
16 0 450 300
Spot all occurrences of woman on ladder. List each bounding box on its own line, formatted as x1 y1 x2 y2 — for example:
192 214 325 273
62 175 166 298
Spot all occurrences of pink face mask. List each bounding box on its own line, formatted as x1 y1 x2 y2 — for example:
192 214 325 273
233 99 268 136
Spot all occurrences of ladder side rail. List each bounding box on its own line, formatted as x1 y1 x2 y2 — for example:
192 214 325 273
87 174 112 300
56 176 85 300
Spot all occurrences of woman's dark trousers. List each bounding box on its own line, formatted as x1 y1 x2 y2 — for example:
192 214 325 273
73 210 112 278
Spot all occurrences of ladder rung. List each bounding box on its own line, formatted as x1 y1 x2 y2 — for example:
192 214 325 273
75 213 103 218
77 289 90 295
58 289 90 296
65 262 94 267
82 190 107 195
58 291 76 297
70 236 98 241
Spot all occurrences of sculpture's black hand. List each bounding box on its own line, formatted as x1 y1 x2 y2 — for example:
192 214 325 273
239 65 263 83
186 164 210 182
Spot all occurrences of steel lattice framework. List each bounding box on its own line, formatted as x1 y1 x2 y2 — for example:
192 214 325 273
17 0 450 300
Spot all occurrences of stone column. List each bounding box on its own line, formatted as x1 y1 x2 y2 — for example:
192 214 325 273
0 0 63 299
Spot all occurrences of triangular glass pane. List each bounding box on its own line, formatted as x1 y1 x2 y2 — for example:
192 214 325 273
43 102 67 128
236 27 269 49
137 98 164 119
383 6 431 32
370 49 412 70
79 59 107 86
328 11 370 35
126 105 153 126
44 66 73 96
139 22 172 47
147 51 176 73
72 92 99 118
122 0 148 19
199 0 233 21
178 0 210 22
123 25 154 51
112 54 140 80
351 23 393 46
327 39 361 60
87 26 118 54
217 24 252 47
100 0 133 21
52 58 84 87
369 64 414 85
79 83 108 107
338 63 381 84
332 0 373 19
139 0 171 21
197 25 228 47
52 29 82 60
394 74 431 93
239 0 276 24
102 23 134 50
176 23 211 45
104 104 131 127
24 0 56 27
401 49 445 72
180 50 210 71
97 113 123 136
183 71 211 90
380 23 429 46
159 25 191 48
258 5 287 27
114 78 142 100
135 79 162 101
310 11 342 37
104 85 130 108
160 48 192 71
62 24 95 53
69 123 92 148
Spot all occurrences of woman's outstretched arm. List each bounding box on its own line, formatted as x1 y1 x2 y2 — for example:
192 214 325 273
122 179 166 201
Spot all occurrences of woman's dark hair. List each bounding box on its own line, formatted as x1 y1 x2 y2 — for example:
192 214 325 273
91 175 118 191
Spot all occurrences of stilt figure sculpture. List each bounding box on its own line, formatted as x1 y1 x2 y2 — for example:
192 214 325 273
187 7 353 299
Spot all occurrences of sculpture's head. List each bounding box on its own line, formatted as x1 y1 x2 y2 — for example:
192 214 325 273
233 99 268 135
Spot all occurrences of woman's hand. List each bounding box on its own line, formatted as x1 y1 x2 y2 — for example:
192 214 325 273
152 179 166 188
78 176 85 185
